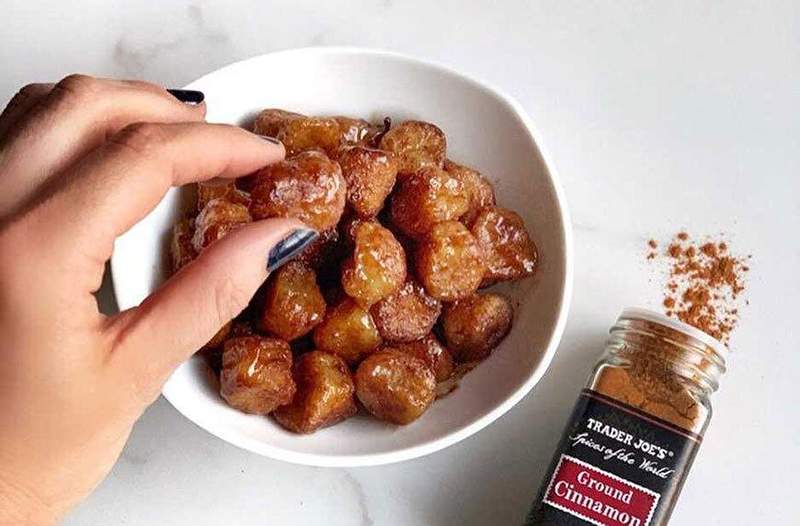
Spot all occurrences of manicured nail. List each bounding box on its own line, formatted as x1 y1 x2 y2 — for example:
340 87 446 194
267 228 318 273
167 89 205 105
258 134 282 145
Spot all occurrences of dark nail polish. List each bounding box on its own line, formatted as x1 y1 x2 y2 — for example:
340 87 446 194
167 89 205 105
267 228 318 273
258 134 282 145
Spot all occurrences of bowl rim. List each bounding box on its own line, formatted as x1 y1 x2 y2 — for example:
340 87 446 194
111 46 574 467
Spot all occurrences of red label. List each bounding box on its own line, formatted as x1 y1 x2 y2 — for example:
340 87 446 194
543 455 660 526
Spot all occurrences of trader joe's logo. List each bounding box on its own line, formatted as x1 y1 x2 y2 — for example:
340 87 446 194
543 455 660 526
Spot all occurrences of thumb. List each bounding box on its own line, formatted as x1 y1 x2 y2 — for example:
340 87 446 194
108 218 317 396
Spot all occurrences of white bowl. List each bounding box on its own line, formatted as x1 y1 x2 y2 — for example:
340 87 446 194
111 47 573 467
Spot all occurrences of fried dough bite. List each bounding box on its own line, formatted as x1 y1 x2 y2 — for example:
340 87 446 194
279 117 342 156
259 261 326 341
355 348 436 424
393 334 454 382
197 180 252 211
415 221 485 301
249 150 346 231
338 145 397 217
330 116 377 146
389 166 468 238
441 293 513 362
379 120 446 176
313 298 382 365
273 351 357 433
443 159 495 225
220 336 295 415
253 108 305 137
192 198 252 252
253 108 341 156
370 280 441 343
341 221 406 307
469 206 538 285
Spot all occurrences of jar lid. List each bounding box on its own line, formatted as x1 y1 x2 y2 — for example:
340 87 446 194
619 307 729 361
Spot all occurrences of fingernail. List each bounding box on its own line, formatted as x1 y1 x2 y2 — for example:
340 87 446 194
267 228 318 273
167 89 205 105
258 134 282 145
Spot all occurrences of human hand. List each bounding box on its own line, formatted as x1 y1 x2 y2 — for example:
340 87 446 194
0 76 313 524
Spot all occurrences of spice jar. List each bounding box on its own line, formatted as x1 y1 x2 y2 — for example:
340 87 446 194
526 308 727 526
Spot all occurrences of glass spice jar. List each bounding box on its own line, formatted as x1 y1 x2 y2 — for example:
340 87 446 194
526 308 727 526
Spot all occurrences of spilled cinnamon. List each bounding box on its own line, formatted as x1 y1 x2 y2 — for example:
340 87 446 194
646 233 749 343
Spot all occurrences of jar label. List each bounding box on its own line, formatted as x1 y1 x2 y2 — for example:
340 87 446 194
525 390 702 525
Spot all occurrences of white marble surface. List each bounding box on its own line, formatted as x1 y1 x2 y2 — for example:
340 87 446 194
3 1 799 524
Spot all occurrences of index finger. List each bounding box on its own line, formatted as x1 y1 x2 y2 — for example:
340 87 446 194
23 122 284 289
0 76 207 218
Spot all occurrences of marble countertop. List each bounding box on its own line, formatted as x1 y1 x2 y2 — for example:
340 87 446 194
4 1 798 524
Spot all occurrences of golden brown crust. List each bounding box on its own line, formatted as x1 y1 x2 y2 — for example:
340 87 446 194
273 351 357 433
332 116 384 147
171 218 197 272
253 108 305 137
192 198 252 252
278 116 342 157
220 336 295 415
393 334 454 382
254 109 341 156
415 221 485 301
370 280 441 343
470 206 537 285
379 120 446 175
441 293 513 362
338 146 398 217
259 261 326 341
312 297 383 365
249 151 346 231
341 221 406 307
389 166 469 239
355 348 436 424
443 159 495 225
197 181 252 211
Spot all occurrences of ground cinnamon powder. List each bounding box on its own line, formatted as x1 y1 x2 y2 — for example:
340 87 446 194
646 233 749 344
594 367 700 430
588 231 750 430
593 229 750 433
591 322 707 432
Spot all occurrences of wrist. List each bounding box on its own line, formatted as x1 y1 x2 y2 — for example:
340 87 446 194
0 471 56 526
